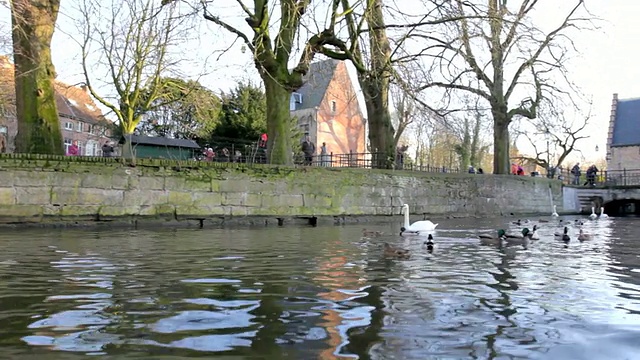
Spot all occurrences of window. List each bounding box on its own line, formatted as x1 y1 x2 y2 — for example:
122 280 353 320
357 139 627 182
330 100 337 114
86 141 99 156
63 138 72 153
77 141 84 155
76 122 83 132
64 122 74 130
299 124 310 137
87 125 94 134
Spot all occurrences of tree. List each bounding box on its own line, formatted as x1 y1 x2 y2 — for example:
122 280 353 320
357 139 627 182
416 0 589 174
138 77 221 139
10 0 64 154
215 82 267 141
77 0 187 157
199 0 329 165
514 102 591 173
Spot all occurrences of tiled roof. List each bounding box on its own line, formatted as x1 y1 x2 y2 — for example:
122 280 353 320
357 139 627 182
54 82 108 125
613 97 640 147
120 134 201 149
292 59 339 111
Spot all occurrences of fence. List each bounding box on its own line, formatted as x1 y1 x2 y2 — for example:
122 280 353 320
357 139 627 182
556 168 640 187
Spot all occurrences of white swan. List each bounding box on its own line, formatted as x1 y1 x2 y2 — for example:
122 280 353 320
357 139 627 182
589 207 598 220
599 207 609 219
551 205 559 217
400 204 438 235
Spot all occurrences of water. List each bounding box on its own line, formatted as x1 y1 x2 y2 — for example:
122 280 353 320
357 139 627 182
1 216 639 359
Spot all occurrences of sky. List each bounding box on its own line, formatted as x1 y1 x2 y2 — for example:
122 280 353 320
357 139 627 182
1 1 638 164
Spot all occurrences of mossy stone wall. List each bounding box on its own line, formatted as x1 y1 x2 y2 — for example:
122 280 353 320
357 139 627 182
0 154 563 225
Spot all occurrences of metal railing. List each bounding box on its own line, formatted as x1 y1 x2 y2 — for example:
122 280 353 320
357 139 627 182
560 168 640 187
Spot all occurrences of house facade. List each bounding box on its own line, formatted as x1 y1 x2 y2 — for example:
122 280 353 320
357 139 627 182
290 59 366 156
0 56 113 155
606 93 640 171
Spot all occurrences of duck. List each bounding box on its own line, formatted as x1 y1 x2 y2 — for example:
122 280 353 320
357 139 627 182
383 243 411 259
423 234 435 253
577 229 593 242
362 229 384 237
511 219 530 225
551 205 559 217
554 226 570 242
400 204 438 235
574 219 584 226
599 207 609 219
478 229 506 245
506 227 530 239
526 225 540 240
589 207 598 220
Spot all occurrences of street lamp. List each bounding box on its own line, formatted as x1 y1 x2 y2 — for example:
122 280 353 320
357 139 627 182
545 128 551 178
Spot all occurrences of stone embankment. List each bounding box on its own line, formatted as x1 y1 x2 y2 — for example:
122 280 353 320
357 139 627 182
0 154 563 227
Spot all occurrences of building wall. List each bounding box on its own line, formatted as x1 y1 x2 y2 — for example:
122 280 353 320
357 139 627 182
0 155 563 226
316 62 366 155
59 115 112 156
608 146 640 171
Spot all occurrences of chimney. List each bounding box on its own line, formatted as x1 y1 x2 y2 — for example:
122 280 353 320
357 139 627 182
80 84 88 92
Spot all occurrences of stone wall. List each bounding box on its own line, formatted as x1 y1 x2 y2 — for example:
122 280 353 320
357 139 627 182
0 154 563 226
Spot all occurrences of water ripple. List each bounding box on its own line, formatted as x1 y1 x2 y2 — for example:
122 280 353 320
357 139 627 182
0 218 639 358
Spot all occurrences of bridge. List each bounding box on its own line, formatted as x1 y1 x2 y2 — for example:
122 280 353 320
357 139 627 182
563 169 640 215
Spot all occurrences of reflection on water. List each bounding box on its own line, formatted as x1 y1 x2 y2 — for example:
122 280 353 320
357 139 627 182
1 216 640 359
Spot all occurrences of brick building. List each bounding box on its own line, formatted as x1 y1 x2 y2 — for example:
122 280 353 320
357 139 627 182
289 59 366 156
606 93 640 171
0 56 113 155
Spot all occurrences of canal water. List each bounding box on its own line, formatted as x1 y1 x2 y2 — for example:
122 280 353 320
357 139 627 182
0 216 639 359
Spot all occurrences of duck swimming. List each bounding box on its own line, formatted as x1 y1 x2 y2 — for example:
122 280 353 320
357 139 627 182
478 229 506 245
526 225 540 240
362 229 384 237
383 243 411 259
577 229 593 242
554 226 570 242
506 227 530 239
423 234 435 253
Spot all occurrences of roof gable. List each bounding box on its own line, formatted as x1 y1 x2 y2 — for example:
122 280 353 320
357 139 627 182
613 98 640 147
292 59 339 111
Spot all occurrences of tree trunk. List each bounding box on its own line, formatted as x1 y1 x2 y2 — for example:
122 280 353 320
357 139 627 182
362 81 395 169
263 75 293 166
121 132 135 160
492 112 510 174
10 0 63 155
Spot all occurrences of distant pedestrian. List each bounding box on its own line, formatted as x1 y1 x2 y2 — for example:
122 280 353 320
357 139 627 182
320 142 329 167
468 166 476 174
477 168 484 174
585 164 598 187
571 163 581 185
0 132 6 153
301 136 315 165
101 141 114 157
67 140 79 156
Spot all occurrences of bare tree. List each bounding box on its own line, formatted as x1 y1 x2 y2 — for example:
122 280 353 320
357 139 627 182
514 101 591 173
76 0 189 157
192 0 339 165
415 0 591 174
10 0 64 154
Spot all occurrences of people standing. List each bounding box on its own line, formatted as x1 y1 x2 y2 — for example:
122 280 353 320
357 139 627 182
570 163 581 185
585 164 598 187
102 141 114 157
320 142 329 167
67 140 79 156
301 136 315 165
